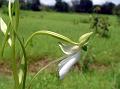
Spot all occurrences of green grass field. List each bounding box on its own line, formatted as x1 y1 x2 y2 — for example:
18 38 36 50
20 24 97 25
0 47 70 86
0 11 120 89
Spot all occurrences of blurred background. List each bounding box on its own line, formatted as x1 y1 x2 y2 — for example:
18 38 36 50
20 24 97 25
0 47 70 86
0 0 120 15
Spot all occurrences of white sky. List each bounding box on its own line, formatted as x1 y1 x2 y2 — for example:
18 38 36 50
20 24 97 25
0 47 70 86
40 0 120 5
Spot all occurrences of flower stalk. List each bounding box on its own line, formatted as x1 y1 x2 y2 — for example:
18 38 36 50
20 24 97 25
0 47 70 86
11 30 19 89
25 30 79 48
8 0 19 89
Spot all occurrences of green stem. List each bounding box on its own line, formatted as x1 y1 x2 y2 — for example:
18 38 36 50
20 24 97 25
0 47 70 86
25 30 79 48
8 1 19 89
12 31 19 89
14 0 20 30
22 56 27 89
8 1 12 22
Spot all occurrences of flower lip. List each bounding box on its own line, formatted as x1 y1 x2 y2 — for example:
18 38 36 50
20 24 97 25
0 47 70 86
58 42 80 79
58 50 80 79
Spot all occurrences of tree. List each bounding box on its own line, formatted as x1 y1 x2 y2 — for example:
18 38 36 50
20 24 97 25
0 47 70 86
114 4 120 15
93 5 101 13
0 0 3 7
71 0 80 12
31 0 41 11
114 4 120 24
0 0 7 7
54 0 69 12
101 2 115 14
20 0 26 10
79 0 93 13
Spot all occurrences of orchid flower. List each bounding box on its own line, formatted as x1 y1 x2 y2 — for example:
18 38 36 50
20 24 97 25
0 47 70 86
58 32 93 79
0 18 12 46
58 42 80 79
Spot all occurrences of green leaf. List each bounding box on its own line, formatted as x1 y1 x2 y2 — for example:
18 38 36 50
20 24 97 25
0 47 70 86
79 32 93 46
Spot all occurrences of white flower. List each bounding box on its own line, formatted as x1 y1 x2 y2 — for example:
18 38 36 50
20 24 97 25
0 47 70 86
0 17 12 46
58 42 80 79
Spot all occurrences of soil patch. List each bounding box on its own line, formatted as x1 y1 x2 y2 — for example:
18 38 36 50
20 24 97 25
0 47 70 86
0 57 56 75
0 61 12 75
28 58 56 73
0 58 110 75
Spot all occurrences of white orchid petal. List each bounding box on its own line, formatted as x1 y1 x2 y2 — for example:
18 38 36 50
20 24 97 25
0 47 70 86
0 18 7 34
59 51 80 79
58 42 79 55
58 56 70 71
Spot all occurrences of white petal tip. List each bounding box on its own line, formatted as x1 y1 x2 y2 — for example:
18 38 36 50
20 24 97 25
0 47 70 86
8 38 12 46
59 73 65 80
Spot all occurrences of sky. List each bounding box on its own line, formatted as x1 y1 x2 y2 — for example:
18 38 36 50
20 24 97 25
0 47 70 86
40 0 120 6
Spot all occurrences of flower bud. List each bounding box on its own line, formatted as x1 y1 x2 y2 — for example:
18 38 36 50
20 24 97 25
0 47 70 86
79 32 93 46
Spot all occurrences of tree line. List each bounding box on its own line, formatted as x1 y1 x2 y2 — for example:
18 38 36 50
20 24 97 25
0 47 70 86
0 0 120 15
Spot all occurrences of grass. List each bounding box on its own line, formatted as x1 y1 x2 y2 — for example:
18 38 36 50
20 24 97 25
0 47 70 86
0 10 120 89
0 67 119 89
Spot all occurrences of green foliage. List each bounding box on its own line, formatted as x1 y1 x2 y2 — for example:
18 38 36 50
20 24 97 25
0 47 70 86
114 4 120 16
90 15 99 33
90 14 110 37
82 46 95 73
98 16 110 37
